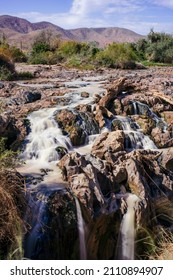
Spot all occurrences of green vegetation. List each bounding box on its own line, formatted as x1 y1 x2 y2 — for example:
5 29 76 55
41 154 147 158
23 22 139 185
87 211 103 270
96 42 137 68
1 29 173 77
16 71 35 80
132 29 173 65
0 53 16 80
0 35 27 80
29 29 173 69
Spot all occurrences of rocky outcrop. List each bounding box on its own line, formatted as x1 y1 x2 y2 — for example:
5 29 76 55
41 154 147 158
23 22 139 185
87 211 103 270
7 91 41 105
91 131 125 161
0 113 20 148
160 148 173 172
151 127 173 148
55 108 99 146
58 152 114 213
99 78 125 108
132 115 156 134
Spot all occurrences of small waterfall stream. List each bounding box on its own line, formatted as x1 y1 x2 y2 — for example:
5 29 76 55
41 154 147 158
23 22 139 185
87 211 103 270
115 116 157 150
132 101 167 131
117 194 140 260
75 197 87 260
21 109 72 165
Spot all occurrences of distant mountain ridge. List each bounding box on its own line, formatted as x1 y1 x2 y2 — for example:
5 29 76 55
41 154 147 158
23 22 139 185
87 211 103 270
0 15 145 49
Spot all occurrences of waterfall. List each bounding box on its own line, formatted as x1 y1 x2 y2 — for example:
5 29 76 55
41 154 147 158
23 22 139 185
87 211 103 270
115 116 157 150
75 197 87 260
132 101 167 131
24 194 48 259
17 76 162 260
21 108 72 166
117 194 140 260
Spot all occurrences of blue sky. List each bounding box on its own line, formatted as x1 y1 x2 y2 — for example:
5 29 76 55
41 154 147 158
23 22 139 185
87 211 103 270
1 0 173 35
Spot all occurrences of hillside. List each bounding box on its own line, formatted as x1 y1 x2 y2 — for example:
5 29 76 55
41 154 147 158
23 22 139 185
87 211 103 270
0 15 144 49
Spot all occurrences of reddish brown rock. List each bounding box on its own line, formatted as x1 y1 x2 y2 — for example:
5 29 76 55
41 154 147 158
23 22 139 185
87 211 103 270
91 131 125 160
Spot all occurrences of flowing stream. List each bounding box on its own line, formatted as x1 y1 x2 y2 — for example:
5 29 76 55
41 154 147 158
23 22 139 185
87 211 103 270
19 77 160 259
114 115 157 150
75 197 87 260
117 194 140 260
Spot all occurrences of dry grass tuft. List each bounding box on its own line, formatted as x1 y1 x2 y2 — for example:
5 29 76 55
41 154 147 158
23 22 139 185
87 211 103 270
0 169 26 259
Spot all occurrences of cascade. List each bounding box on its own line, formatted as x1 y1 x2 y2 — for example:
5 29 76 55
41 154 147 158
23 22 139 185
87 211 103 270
117 194 140 260
115 116 157 150
18 77 162 260
21 109 72 166
19 79 105 259
24 192 48 259
75 197 87 260
132 101 167 131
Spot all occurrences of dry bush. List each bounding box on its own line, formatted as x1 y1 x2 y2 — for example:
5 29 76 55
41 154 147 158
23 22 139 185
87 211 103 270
0 169 26 259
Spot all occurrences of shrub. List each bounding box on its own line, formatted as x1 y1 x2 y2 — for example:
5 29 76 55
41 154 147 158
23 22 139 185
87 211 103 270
96 43 137 68
0 53 16 80
16 71 34 80
0 138 25 259
134 30 173 64
9 46 27 62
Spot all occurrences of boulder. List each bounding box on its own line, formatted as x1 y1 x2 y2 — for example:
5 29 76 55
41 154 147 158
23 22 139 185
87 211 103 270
91 131 125 160
163 111 173 125
160 148 173 172
81 91 89 98
58 152 114 213
99 78 125 108
55 108 99 146
8 91 41 105
151 127 173 148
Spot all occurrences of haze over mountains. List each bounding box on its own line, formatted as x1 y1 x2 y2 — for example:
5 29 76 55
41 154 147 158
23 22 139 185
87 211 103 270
0 15 144 49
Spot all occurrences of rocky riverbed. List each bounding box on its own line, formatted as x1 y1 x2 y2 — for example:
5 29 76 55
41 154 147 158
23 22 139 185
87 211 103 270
0 64 173 259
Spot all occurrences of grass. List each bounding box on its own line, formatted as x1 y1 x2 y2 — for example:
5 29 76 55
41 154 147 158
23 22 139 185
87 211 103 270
141 60 173 67
16 71 35 80
0 138 26 259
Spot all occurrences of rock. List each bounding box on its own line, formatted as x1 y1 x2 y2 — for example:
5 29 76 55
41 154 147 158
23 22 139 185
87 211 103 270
94 105 113 129
70 173 93 210
113 165 127 183
113 99 123 115
160 148 173 172
132 115 156 134
55 109 86 146
91 131 125 160
111 119 123 131
58 152 114 213
55 108 99 146
99 78 125 108
151 127 173 148
0 113 20 148
8 91 41 105
163 111 173 125
81 91 89 98
0 82 4 89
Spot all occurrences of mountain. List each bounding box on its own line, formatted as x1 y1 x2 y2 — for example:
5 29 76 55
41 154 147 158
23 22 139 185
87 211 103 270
0 15 144 49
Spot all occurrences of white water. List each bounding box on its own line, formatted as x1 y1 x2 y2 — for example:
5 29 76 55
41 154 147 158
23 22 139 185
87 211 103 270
118 194 140 260
21 109 72 167
132 101 167 132
20 80 105 170
115 116 157 150
75 197 87 260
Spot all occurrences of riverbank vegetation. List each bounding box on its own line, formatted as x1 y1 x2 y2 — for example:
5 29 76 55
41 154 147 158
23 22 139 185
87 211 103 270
0 138 25 259
27 29 173 68
1 29 173 77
